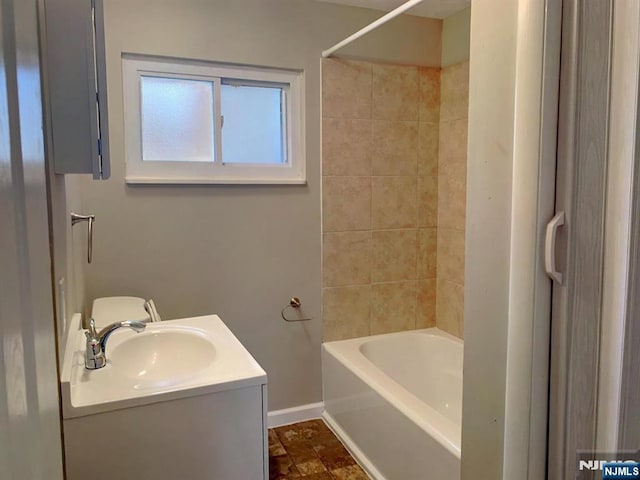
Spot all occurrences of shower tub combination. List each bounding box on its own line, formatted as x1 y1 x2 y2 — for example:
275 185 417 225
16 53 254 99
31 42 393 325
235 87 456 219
322 328 463 479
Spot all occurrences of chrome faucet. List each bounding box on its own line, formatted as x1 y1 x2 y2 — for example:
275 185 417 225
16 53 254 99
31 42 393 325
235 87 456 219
85 318 146 370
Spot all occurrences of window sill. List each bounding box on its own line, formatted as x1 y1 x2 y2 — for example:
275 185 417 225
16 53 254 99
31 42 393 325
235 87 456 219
125 176 307 185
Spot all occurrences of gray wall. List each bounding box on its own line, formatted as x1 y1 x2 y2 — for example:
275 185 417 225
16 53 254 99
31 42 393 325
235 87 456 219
78 0 440 410
48 173 86 352
442 7 470 67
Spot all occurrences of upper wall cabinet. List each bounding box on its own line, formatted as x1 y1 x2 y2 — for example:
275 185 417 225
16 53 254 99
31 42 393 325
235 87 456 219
41 0 110 179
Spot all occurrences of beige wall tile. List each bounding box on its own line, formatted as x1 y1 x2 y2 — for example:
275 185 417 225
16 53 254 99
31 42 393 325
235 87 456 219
417 227 437 279
322 118 372 176
371 281 416 334
437 174 466 230
440 61 469 122
418 122 439 176
372 121 418 176
419 67 441 123
416 279 437 328
323 231 371 287
438 118 468 179
372 64 419 121
436 279 464 338
435 62 466 340
371 176 417 229
371 229 417 282
323 286 371 341
319 58 468 342
322 59 372 119
418 175 438 227
437 228 465 284
322 176 371 232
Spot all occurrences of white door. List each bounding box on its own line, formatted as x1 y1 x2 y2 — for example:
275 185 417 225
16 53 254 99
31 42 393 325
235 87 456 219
548 0 640 478
0 0 64 478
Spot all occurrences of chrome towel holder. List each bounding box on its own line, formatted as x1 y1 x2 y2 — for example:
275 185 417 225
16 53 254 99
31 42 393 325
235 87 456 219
281 297 312 322
71 212 95 264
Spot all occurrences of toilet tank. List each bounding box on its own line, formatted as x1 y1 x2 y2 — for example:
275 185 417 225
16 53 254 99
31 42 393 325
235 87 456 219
91 296 152 329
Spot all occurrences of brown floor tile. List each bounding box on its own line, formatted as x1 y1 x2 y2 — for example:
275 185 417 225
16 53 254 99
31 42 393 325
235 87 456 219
268 429 281 446
315 433 344 449
285 442 327 475
300 473 334 480
331 464 369 480
284 439 318 462
297 419 340 445
270 419 367 479
269 442 287 458
293 419 335 442
275 425 307 447
269 454 300 480
269 429 287 457
313 442 357 471
296 459 328 476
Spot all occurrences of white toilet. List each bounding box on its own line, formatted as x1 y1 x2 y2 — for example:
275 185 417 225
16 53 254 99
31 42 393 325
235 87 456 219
90 296 161 329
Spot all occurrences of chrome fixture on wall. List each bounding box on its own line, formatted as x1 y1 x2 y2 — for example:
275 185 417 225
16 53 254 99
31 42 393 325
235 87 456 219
281 297 312 322
70 212 95 264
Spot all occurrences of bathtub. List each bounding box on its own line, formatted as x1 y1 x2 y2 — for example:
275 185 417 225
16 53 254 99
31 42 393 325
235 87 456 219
322 328 463 480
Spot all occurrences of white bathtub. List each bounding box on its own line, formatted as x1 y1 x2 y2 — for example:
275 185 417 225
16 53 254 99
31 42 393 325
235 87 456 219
322 328 463 480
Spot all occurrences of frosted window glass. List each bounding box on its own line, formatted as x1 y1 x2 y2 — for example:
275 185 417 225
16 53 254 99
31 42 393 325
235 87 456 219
221 83 285 164
141 76 215 162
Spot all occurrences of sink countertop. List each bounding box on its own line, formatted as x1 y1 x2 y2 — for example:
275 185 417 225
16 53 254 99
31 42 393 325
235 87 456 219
60 314 267 419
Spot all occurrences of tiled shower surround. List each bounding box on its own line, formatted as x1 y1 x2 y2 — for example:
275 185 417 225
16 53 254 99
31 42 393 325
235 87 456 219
436 61 469 337
321 58 469 340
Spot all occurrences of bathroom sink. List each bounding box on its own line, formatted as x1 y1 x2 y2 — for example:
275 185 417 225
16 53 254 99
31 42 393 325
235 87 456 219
59 314 267 419
109 328 217 389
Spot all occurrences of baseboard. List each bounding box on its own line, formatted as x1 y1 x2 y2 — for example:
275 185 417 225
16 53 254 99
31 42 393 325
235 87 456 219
267 401 324 428
322 411 385 480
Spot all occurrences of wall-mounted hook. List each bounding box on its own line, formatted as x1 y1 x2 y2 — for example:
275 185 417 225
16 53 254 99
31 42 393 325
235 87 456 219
71 212 95 264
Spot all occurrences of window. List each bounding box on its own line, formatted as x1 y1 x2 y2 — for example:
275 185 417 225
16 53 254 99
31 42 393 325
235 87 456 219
122 55 305 184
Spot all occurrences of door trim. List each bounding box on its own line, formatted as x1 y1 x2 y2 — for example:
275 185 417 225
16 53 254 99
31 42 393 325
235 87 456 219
610 0 640 451
461 0 562 478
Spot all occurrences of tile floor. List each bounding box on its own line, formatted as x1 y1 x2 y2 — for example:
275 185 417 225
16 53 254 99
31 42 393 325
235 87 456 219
269 419 369 479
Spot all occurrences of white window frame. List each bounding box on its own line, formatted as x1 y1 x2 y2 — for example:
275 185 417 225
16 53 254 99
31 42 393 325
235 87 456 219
122 55 305 184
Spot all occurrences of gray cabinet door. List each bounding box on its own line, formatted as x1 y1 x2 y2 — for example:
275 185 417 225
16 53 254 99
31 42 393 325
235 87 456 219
42 0 110 179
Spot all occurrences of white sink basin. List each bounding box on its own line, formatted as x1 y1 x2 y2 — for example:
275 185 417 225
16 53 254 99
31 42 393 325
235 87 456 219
109 328 217 389
60 314 267 419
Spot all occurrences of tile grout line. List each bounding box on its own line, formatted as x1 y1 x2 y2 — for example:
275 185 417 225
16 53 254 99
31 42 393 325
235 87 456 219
368 64 373 337
414 70 424 331
436 66 443 331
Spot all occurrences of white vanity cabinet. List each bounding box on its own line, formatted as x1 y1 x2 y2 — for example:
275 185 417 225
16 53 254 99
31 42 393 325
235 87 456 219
63 384 268 480
60 315 268 480
41 0 110 179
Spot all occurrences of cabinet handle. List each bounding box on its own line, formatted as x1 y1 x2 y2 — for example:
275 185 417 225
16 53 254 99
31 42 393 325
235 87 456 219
71 213 95 264
544 211 565 284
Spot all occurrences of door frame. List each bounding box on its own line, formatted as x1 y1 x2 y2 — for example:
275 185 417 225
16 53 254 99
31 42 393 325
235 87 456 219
600 0 640 451
461 0 562 478
0 0 64 478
